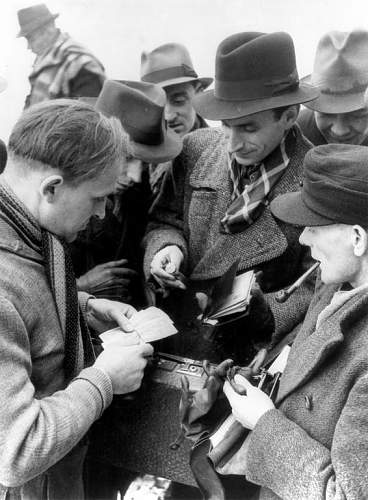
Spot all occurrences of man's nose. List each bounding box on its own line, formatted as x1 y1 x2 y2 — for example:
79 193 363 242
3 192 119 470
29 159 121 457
330 115 350 137
165 104 177 122
299 227 310 246
228 128 244 154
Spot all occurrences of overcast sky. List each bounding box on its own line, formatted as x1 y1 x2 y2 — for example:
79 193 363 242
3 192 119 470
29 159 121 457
1 0 368 140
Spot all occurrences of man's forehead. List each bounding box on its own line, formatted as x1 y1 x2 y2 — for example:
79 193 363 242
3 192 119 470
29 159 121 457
222 109 275 127
164 82 195 97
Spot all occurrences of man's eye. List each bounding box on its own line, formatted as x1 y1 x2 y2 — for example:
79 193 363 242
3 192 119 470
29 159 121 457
241 126 257 133
172 97 186 105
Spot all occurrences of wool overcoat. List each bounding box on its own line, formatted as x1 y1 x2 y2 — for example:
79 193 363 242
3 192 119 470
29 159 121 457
144 126 314 342
243 283 368 499
0 207 113 499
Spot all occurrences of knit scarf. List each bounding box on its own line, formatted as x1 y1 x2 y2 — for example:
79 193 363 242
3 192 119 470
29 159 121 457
0 180 95 380
221 126 297 234
27 31 105 107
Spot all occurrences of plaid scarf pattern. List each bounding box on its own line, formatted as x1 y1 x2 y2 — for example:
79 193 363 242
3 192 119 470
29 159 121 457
221 127 297 234
0 180 94 380
27 31 105 107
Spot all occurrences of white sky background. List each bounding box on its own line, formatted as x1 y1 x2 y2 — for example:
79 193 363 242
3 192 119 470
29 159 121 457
0 0 368 141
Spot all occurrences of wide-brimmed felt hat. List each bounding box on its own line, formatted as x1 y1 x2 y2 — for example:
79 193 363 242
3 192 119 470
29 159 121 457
193 31 319 121
95 80 182 163
17 4 59 38
140 43 213 90
302 30 368 114
270 144 368 227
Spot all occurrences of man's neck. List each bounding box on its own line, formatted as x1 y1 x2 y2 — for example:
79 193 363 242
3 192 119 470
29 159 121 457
1 168 41 221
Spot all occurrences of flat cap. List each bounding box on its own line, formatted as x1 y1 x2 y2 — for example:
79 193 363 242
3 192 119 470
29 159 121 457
271 144 368 227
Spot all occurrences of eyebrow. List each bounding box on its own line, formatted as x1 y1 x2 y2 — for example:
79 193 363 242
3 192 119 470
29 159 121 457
222 120 256 127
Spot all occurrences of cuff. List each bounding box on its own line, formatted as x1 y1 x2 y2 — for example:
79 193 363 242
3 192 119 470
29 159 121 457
73 366 113 417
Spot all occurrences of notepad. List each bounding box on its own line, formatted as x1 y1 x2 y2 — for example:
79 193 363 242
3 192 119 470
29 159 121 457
202 259 255 324
100 306 178 347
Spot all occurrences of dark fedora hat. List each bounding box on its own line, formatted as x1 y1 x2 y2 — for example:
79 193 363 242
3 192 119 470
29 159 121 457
270 144 368 227
302 30 368 113
95 80 182 163
17 4 59 38
194 31 319 120
141 43 213 90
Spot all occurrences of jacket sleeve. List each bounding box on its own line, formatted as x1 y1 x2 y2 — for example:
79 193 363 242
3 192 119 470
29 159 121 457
245 375 368 499
0 295 113 487
142 153 189 279
69 67 104 98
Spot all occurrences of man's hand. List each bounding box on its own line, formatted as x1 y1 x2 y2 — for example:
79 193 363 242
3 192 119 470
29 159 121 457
77 259 137 299
150 245 186 290
94 342 153 394
223 374 275 429
86 298 137 333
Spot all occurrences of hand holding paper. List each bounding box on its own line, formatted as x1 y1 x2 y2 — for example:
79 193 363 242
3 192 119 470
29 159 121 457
100 306 178 347
223 374 275 430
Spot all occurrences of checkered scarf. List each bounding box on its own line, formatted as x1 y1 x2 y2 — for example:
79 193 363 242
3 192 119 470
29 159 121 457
27 31 105 107
0 180 95 380
221 127 297 234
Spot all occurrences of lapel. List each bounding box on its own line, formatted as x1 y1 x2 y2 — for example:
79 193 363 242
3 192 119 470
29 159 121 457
276 288 367 403
188 129 308 279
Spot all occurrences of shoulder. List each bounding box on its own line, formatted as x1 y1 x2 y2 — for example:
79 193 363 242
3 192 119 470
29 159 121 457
181 127 227 166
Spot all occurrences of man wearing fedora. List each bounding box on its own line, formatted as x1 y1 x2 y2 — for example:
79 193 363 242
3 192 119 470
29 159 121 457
17 3 105 108
299 30 368 146
141 43 212 197
144 31 319 359
224 144 368 499
71 80 182 308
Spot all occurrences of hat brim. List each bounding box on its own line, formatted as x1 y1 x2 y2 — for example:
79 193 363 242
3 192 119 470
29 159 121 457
130 127 182 163
193 84 319 120
17 13 59 37
270 191 335 227
158 76 213 90
301 75 366 113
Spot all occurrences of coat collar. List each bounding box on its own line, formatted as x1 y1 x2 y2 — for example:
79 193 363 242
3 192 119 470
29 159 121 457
276 286 368 403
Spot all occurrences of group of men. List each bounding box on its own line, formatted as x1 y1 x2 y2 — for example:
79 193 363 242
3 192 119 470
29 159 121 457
1 2 368 499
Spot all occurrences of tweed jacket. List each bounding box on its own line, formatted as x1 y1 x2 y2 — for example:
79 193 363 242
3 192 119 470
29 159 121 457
144 126 314 340
298 108 368 146
0 216 113 500
243 283 368 499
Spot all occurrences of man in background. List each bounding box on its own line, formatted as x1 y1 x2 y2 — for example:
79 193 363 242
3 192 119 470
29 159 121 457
298 30 368 145
17 3 105 108
140 42 212 197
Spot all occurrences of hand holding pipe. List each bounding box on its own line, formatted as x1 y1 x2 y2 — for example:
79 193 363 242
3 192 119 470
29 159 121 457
275 262 320 303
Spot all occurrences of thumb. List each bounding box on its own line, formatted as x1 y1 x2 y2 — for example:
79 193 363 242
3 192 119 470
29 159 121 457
195 292 209 313
110 310 134 332
233 374 254 392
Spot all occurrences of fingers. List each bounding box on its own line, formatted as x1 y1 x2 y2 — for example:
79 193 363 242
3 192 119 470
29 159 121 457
233 374 254 390
140 343 154 357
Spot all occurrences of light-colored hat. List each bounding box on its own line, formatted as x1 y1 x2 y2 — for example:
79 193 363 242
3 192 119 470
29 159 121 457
95 80 182 163
17 4 59 38
141 43 213 89
302 30 368 114
193 32 318 121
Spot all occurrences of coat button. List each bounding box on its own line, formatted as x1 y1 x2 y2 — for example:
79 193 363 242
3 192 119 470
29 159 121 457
304 394 313 411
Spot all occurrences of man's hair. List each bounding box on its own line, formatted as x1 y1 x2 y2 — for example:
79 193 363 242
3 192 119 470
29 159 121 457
272 104 300 120
8 99 124 184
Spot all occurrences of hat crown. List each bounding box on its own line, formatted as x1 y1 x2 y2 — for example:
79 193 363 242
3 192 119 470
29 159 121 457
217 32 297 81
96 80 166 146
213 31 301 102
141 43 196 78
17 3 58 37
311 30 368 91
